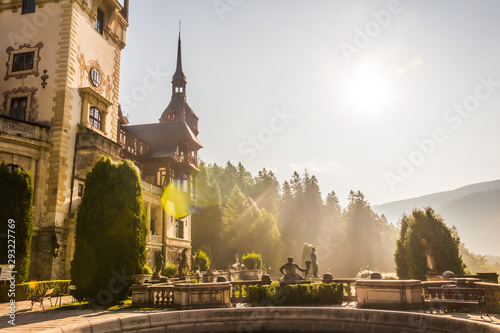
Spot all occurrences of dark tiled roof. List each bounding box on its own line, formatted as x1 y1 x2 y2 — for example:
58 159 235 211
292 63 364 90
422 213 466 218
160 94 198 123
125 121 202 158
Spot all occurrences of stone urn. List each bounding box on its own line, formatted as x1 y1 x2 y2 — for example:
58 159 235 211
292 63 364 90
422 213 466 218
133 274 151 284
240 269 262 281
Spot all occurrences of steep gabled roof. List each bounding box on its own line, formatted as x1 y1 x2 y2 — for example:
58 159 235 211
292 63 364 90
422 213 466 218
125 121 202 158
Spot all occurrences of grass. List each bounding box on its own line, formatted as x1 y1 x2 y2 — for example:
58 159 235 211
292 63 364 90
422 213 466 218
51 298 149 311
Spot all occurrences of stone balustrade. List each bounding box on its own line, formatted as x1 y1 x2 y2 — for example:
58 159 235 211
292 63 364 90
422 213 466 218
130 283 173 308
332 278 357 302
472 282 500 313
0 115 50 141
202 270 240 283
131 276 500 314
230 280 262 303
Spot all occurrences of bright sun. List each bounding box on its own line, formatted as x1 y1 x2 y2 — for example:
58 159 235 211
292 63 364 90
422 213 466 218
345 65 391 113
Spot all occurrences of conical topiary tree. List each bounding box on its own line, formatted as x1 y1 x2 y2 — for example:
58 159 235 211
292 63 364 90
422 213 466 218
0 163 33 283
71 157 147 305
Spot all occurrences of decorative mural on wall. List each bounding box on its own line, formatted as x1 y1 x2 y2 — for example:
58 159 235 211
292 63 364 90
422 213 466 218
77 45 113 100
1 86 39 122
4 42 44 81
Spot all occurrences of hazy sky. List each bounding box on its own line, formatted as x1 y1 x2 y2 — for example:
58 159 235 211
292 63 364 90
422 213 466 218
119 0 500 207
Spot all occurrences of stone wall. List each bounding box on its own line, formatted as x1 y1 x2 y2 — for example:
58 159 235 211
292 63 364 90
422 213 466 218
41 308 500 333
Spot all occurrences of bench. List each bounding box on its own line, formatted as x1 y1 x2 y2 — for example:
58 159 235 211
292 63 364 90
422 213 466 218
422 285 485 318
31 288 54 310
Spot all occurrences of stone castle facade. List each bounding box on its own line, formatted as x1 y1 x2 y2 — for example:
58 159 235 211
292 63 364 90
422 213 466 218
0 0 200 280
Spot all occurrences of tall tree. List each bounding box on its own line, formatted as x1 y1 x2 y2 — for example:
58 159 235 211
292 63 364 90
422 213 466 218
394 207 466 280
302 173 323 243
0 163 33 283
253 168 280 216
218 161 238 203
249 209 285 274
343 190 394 277
222 185 260 266
71 157 147 304
191 164 224 268
279 180 293 230
279 172 304 259
321 190 344 274
236 162 254 196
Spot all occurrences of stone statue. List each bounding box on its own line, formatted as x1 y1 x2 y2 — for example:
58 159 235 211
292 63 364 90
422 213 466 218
279 257 308 283
177 248 189 277
311 247 319 278
153 252 164 278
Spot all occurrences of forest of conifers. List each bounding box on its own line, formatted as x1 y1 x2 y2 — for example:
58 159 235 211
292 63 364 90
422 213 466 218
192 161 500 278
192 161 398 277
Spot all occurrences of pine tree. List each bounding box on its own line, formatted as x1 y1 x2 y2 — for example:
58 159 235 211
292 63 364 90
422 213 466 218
71 157 147 304
253 168 280 216
321 190 344 274
222 185 260 266
236 162 254 196
343 190 395 277
218 161 238 203
192 164 224 268
249 209 285 274
302 173 323 243
0 163 33 283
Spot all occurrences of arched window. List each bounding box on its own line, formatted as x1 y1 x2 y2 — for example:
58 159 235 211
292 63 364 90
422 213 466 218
7 164 21 172
89 107 102 130
167 112 177 121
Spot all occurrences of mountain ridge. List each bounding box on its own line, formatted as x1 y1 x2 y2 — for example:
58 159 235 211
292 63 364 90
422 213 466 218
372 179 500 257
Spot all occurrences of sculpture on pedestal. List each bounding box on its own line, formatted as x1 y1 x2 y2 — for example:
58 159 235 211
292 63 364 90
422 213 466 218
279 257 309 283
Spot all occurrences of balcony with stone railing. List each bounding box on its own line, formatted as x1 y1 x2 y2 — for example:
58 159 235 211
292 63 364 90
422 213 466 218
0 115 50 142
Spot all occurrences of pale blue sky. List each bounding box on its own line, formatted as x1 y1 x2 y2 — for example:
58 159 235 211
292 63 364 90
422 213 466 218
119 0 500 208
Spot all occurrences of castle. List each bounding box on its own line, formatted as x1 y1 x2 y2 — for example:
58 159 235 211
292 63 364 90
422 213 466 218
0 0 200 280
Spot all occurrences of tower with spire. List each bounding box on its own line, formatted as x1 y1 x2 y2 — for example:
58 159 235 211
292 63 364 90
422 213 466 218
160 28 199 136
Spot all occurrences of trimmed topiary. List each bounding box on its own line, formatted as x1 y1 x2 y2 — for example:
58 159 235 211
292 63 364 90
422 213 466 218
70 157 147 305
248 282 343 306
192 249 210 271
0 163 33 283
161 263 178 278
242 252 263 270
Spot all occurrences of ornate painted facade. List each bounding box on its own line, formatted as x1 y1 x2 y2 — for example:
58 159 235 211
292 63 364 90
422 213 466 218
0 0 200 279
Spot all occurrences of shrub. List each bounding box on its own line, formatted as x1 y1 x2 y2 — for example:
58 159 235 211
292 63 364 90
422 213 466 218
161 264 178 278
248 283 343 306
0 163 34 283
356 270 373 279
242 252 262 270
0 280 70 302
192 249 210 271
71 157 147 305
142 265 153 275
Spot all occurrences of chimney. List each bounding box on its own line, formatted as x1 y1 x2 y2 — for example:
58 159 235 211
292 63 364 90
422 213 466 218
120 0 129 21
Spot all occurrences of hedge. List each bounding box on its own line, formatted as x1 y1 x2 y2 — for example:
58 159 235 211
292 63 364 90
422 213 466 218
248 282 343 306
0 280 70 302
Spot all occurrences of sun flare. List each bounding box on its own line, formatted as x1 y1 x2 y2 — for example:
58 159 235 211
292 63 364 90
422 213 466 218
344 65 392 113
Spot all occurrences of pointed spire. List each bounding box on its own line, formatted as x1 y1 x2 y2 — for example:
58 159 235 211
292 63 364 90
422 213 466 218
172 21 186 84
